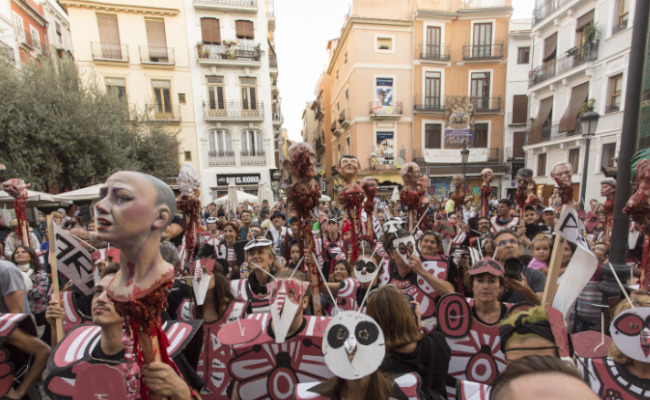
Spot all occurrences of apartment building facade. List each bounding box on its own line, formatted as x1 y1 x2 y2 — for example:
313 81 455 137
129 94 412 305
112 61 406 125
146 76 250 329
413 0 511 200
185 0 279 203
524 0 632 205
42 0 73 58
61 0 199 177
11 0 48 64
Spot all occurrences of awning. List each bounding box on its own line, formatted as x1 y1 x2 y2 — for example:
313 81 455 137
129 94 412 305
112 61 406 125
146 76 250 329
576 10 594 31
529 97 554 145
543 33 557 61
559 83 589 133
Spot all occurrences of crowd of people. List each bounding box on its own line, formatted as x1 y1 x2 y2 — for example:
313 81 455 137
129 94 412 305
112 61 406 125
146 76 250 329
0 164 648 400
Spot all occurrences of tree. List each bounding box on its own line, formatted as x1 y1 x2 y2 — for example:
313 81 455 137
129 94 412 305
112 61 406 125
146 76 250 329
0 55 179 192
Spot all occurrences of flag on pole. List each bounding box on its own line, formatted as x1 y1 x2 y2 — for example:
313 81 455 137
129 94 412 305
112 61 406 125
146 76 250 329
52 223 94 295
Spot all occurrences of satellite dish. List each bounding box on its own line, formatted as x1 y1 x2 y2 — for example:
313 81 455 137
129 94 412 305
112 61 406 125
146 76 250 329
394 157 405 168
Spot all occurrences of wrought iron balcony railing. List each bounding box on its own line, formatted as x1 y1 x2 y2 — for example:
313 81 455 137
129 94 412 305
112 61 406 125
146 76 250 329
139 46 174 65
203 101 264 119
208 151 235 166
529 41 598 87
462 42 505 60
146 104 181 122
241 153 266 165
91 42 129 62
419 43 450 61
197 43 261 62
369 101 403 117
470 96 502 112
413 96 444 112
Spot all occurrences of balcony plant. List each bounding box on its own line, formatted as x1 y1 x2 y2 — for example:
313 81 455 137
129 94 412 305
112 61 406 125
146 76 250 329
578 98 596 119
197 43 209 58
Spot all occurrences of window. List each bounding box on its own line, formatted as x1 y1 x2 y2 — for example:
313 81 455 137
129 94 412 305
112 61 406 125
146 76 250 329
569 149 580 173
345 88 349 99
96 14 122 59
105 77 126 101
517 47 529 64
608 74 623 112
235 20 254 40
512 95 528 124
178 93 186 104
617 0 629 28
240 77 257 112
55 21 62 45
513 131 526 158
209 130 233 156
184 151 191 161
346 137 350 150
474 123 488 148
424 123 441 149
207 76 225 113
152 79 173 117
575 10 594 49
424 71 441 108
201 18 220 45
472 22 493 57
425 26 441 58
376 37 393 51
471 72 491 109
344 51 348 63
145 19 168 61
542 33 557 77
537 153 547 176
241 130 264 156
30 26 41 51
601 143 617 168
13 13 25 42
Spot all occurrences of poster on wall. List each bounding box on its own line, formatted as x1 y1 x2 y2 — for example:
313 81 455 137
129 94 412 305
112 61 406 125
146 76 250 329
444 95 475 149
375 78 393 105
376 131 394 163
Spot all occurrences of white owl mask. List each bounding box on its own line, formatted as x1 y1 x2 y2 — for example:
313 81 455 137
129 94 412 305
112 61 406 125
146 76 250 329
392 235 419 265
353 257 380 284
267 279 309 343
322 311 385 379
610 307 650 363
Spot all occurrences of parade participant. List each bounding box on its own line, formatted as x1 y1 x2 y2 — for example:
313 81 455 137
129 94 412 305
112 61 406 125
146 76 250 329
467 258 509 326
490 199 520 233
44 264 198 400
230 238 277 314
550 162 574 207
491 356 598 400
381 229 455 331
332 243 383 313
214 221 239 279
541 207 557 232
321 259 351 314
493 230 545 304
203 217 221 246
480 168 494 217
419 230 443 258
239 209 253 241
4 219 41 258
517 205 547 244
322 218 346 273
196 265 247 399
368 285 450 399
11 246 49 338
580 295 650 399
265 210 290 260
462 198 477 224
219 271 333 400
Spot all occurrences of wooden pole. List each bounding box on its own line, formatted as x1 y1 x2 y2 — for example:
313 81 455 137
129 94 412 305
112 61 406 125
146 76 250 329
47 214 64 343
541 206 567 305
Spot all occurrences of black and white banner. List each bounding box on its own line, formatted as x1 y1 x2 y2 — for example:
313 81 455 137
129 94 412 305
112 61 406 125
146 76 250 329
53 224 94 295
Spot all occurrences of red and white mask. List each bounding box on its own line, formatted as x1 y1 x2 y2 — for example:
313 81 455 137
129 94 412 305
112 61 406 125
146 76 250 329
267 279 310 343
610 307 650 362
392 235 419 265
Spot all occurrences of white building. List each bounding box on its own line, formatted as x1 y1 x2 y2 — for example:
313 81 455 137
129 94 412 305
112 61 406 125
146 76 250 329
42 0 72 57
524 0 632 206
0 1 18 65
184 0 281 204
503 18 532 199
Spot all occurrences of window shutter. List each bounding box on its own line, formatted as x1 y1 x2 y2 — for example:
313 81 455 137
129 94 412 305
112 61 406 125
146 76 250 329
236 20 254 39
201 18 220 44
543 33 557 61
512 95 528 124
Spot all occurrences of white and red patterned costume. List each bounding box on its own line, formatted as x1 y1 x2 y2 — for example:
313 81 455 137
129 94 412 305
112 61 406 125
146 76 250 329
229 278 270 314
293 372 424 400
215 242 236 269
379 256 450 332
435 293 511 400
220 313 333 400
197 299 249 399
0 314 33 397
579 356 650 400
489 216 520 234
44 320 202 399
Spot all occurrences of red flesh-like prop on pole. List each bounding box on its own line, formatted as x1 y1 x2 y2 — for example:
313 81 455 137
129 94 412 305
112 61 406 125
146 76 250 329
2 178 31 246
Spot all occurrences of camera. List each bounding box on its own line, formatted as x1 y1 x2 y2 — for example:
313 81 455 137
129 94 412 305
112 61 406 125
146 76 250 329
503 257 524 279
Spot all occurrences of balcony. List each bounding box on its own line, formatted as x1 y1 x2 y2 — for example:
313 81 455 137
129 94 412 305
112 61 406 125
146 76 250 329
541 123 559 142
273 112 282 125
192 0 257 13
369 101 402 119
338 108 351 128
147 104 181 122
91 42 129 63
470 97 502 113
462 42 505 61
269 54 277 71
330 120 337 134
197 43 261 67
528 41 598 88
139 46 174 66
461 0 507 7
315 137 325 153
613 20 628 35
419 43 450 61
208 151 235 166
507 112 527 126
241 153 266 166
203 102 264 121
533 0 571 26
18 30 34 49
413 96 444 113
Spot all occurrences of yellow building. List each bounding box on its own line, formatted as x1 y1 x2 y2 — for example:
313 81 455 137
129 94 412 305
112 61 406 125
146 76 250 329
60 0 198 172
413 0 512 198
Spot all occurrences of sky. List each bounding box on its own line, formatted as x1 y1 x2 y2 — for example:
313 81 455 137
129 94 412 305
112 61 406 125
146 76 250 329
275 0 536 142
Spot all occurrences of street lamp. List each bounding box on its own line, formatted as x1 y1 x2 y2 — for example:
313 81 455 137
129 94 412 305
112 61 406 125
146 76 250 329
579 105 600 209
461 142 470 193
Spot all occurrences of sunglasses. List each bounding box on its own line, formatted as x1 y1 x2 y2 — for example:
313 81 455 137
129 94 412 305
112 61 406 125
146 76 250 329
355 260 378 273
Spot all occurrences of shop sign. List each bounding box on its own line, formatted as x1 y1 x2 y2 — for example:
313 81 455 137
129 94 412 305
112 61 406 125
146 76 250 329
217 174 261 185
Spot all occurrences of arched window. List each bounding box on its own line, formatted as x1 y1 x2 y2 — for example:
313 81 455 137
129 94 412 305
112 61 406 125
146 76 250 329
240 130 264 156
208 130 232 156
